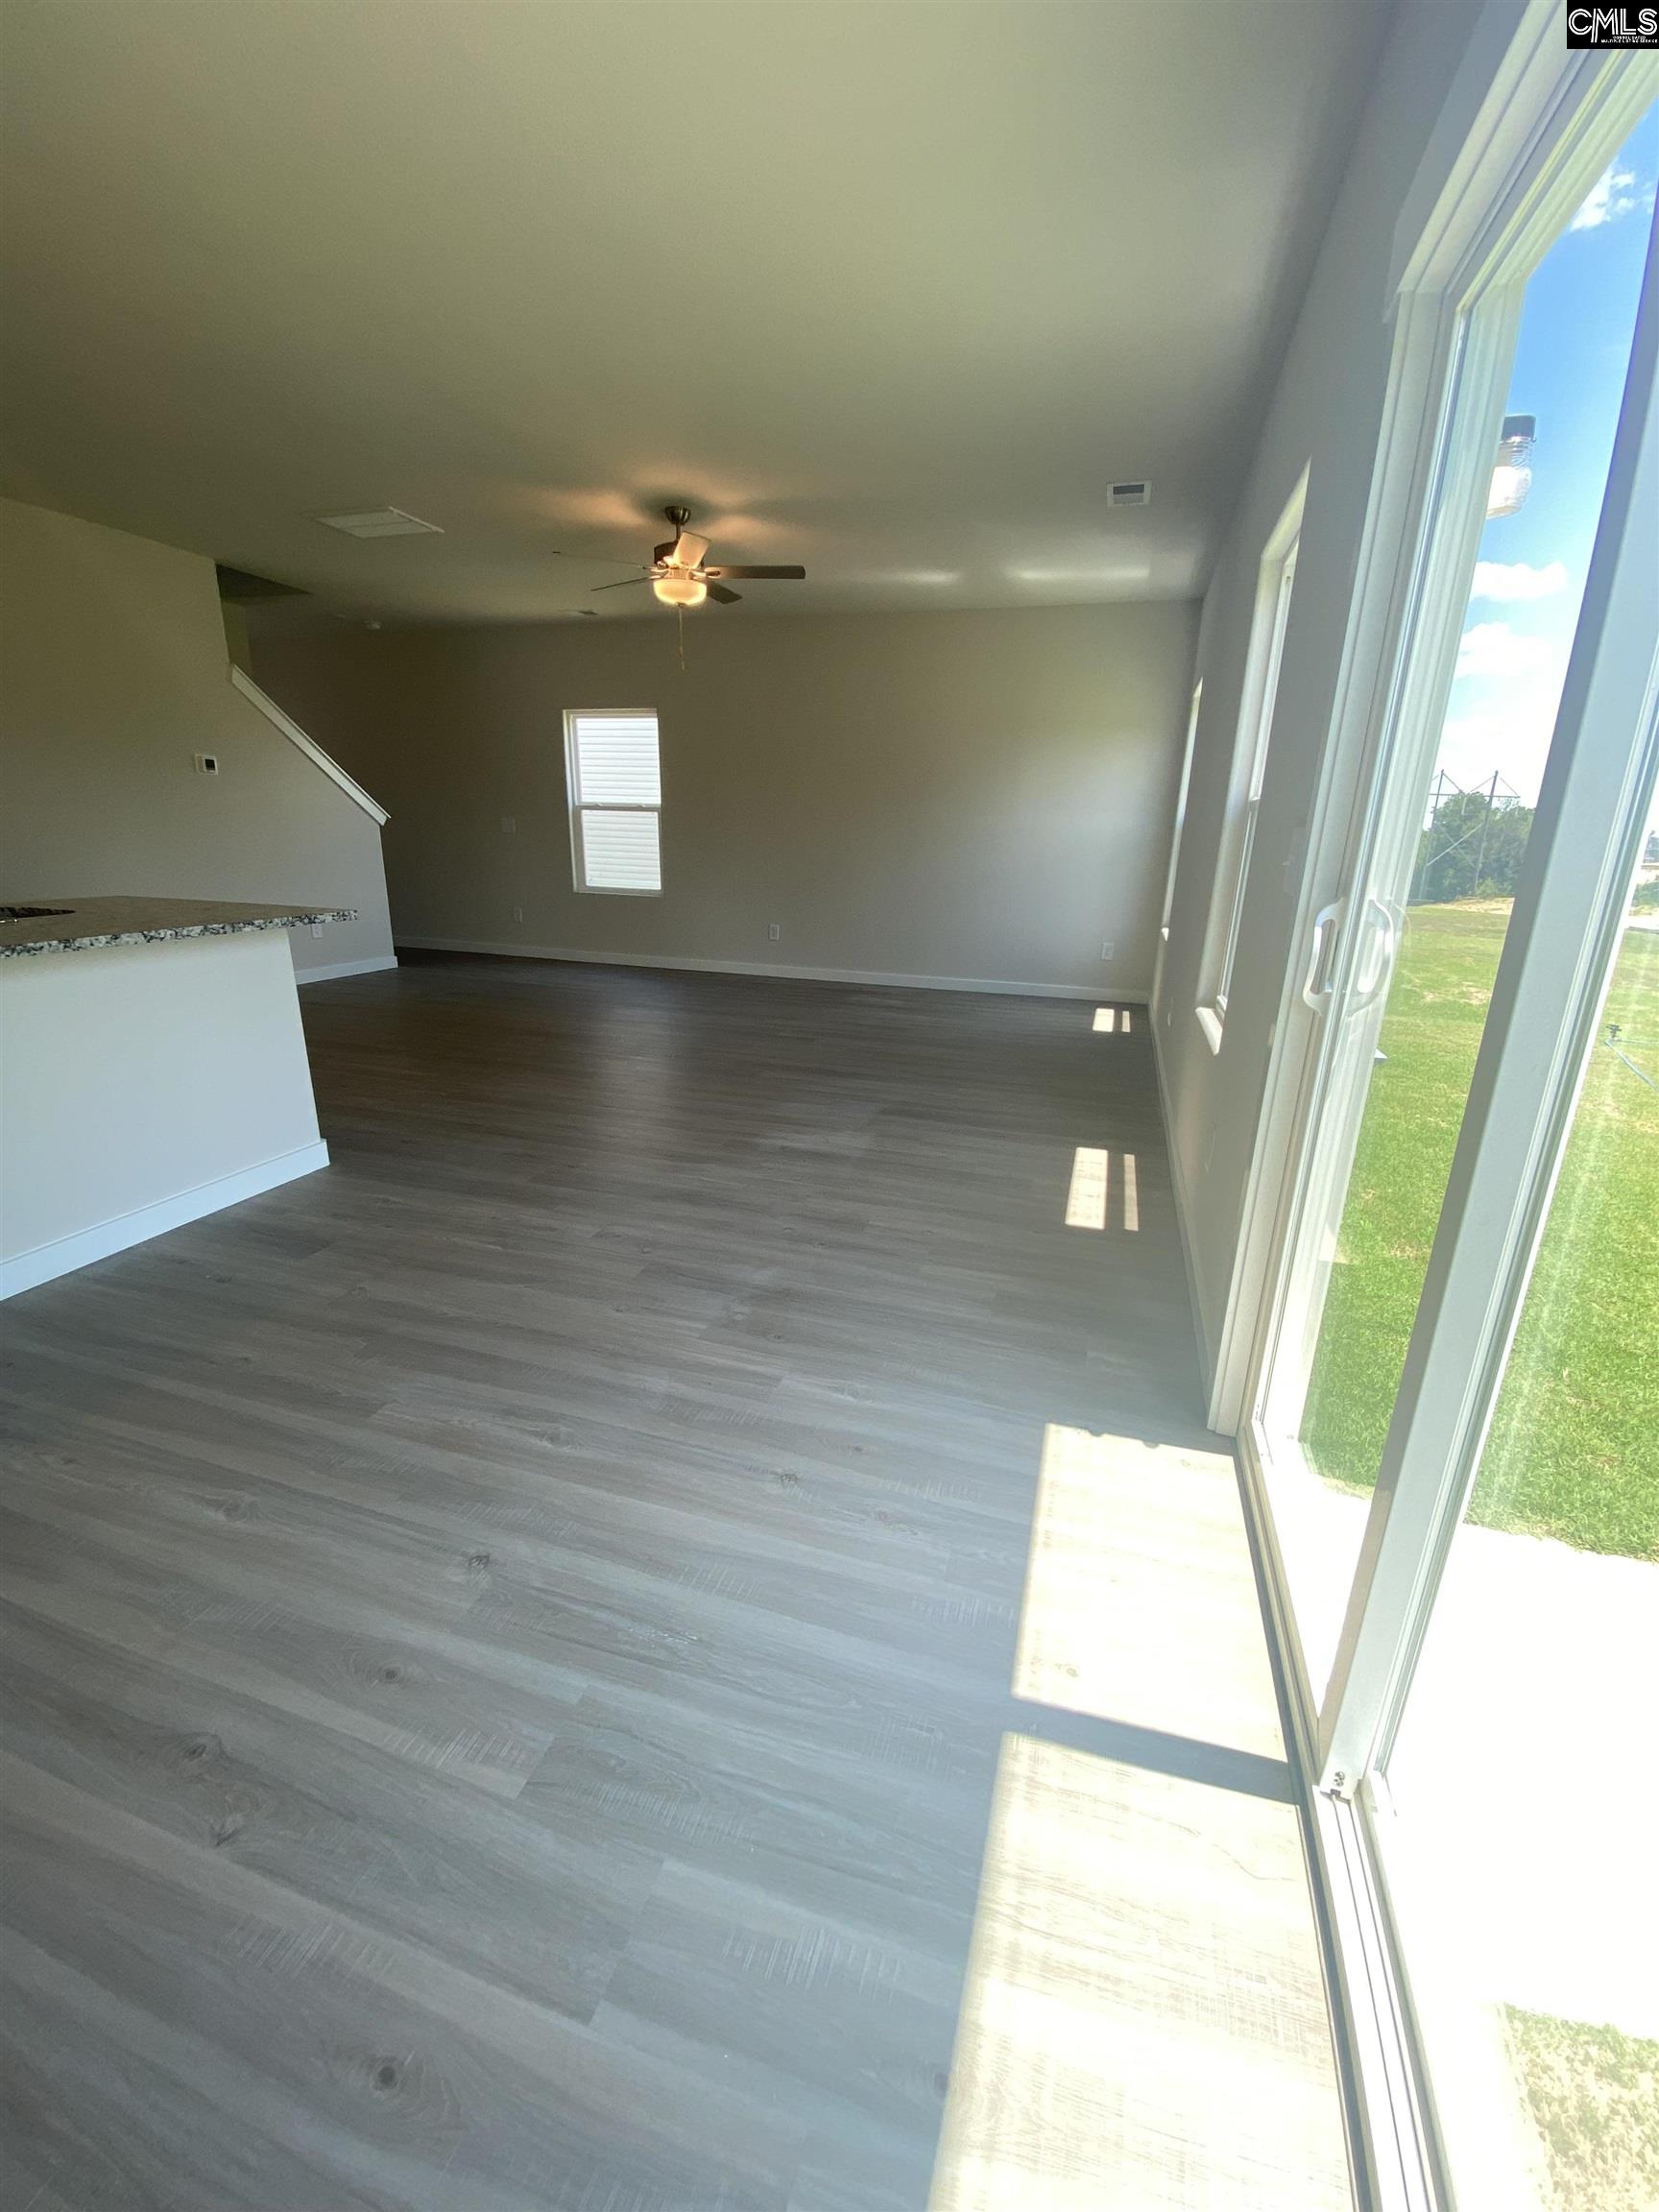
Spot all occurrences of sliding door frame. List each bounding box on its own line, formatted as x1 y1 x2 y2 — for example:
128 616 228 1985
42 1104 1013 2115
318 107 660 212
1208 10 1635 1429
1226 1 1650 1710
1336 416 1655 2196
1212 18 1659 2210
1322 233 1658 1788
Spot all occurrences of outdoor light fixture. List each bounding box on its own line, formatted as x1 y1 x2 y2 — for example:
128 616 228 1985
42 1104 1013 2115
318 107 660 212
1486 413 1535 519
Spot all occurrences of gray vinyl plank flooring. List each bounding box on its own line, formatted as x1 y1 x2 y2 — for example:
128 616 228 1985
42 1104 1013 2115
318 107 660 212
0 954 1349 2208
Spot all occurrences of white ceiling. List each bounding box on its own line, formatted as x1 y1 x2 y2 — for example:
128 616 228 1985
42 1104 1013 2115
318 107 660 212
0 1 1388 626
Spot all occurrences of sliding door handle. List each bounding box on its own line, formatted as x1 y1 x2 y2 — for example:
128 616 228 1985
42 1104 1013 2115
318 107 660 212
1301 899 1346 1012
1352 896 1400 1012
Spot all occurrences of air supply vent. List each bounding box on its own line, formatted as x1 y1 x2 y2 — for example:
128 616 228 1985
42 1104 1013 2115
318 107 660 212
1107 482 1150 508
314 508 444 539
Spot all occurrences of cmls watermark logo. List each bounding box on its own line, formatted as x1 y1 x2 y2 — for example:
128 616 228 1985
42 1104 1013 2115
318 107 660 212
1566 3 1659 45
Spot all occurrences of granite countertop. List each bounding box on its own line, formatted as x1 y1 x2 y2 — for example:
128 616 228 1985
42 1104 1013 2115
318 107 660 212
0 896 358 959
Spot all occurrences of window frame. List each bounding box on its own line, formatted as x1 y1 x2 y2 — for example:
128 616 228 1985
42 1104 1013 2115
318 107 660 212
1199 492 1305 1051
563 707 663 898
1159 679 1204 946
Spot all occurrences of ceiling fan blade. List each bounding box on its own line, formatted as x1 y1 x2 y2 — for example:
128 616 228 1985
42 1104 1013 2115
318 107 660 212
670 531 710 569
706 583 742 605
590 575 653 591
703 565 805 581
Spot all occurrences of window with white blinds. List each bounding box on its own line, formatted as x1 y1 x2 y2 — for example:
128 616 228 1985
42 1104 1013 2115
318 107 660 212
564 709 662 894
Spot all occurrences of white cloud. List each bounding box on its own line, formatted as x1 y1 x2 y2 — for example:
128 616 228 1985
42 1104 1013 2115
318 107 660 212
1470 559 1570 604
1570 163 1654 232
1455 621 1557 684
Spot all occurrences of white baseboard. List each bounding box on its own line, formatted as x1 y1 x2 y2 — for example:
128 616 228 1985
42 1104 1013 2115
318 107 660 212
1151 1011 1216 1401
295 953 399 984
0 1140 330 1301
394 936 1147 1004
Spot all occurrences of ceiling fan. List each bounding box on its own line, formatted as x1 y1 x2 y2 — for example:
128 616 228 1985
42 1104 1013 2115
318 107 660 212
568 506 806 609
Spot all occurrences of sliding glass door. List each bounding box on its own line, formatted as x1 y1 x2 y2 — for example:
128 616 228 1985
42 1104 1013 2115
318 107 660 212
1378 841 1658 2206
1253 103 1657 1711
1238 85 1658 2212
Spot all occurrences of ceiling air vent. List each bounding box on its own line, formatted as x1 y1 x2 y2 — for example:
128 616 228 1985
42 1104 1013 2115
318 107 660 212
1107 482 1150 508
314 507 444 539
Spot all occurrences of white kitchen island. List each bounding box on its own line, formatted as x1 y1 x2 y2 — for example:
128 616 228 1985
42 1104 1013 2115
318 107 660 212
0 896 354 1298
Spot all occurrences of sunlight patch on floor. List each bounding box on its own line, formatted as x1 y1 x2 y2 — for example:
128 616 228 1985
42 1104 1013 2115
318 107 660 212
1065 1146 1109 1229
1064 1149 1139 1233
1012 1426 1286 1758
929 1734 1350 2211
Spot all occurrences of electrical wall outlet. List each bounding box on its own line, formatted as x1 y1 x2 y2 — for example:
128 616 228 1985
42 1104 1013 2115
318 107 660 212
501 815 517 834
768 923 781 942
1100 939 1115 961
193 753 218 776
512 905 523 924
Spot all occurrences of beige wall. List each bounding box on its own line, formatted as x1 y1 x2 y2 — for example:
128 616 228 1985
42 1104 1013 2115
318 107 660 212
252 600 1198 996
0 497 394 980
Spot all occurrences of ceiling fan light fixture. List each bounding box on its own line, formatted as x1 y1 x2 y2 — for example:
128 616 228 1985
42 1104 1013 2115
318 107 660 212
654 573 707 608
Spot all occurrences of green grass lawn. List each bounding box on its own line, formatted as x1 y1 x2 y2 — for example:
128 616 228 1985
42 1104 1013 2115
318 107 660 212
1505 2009 1659 2212
1301 902 1658 1560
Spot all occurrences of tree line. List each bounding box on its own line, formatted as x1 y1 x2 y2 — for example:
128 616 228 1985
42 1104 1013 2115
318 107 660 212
1412 791 1535 904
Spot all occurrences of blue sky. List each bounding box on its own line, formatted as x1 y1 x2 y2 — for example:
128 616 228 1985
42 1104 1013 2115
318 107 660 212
1439 101 1657 813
